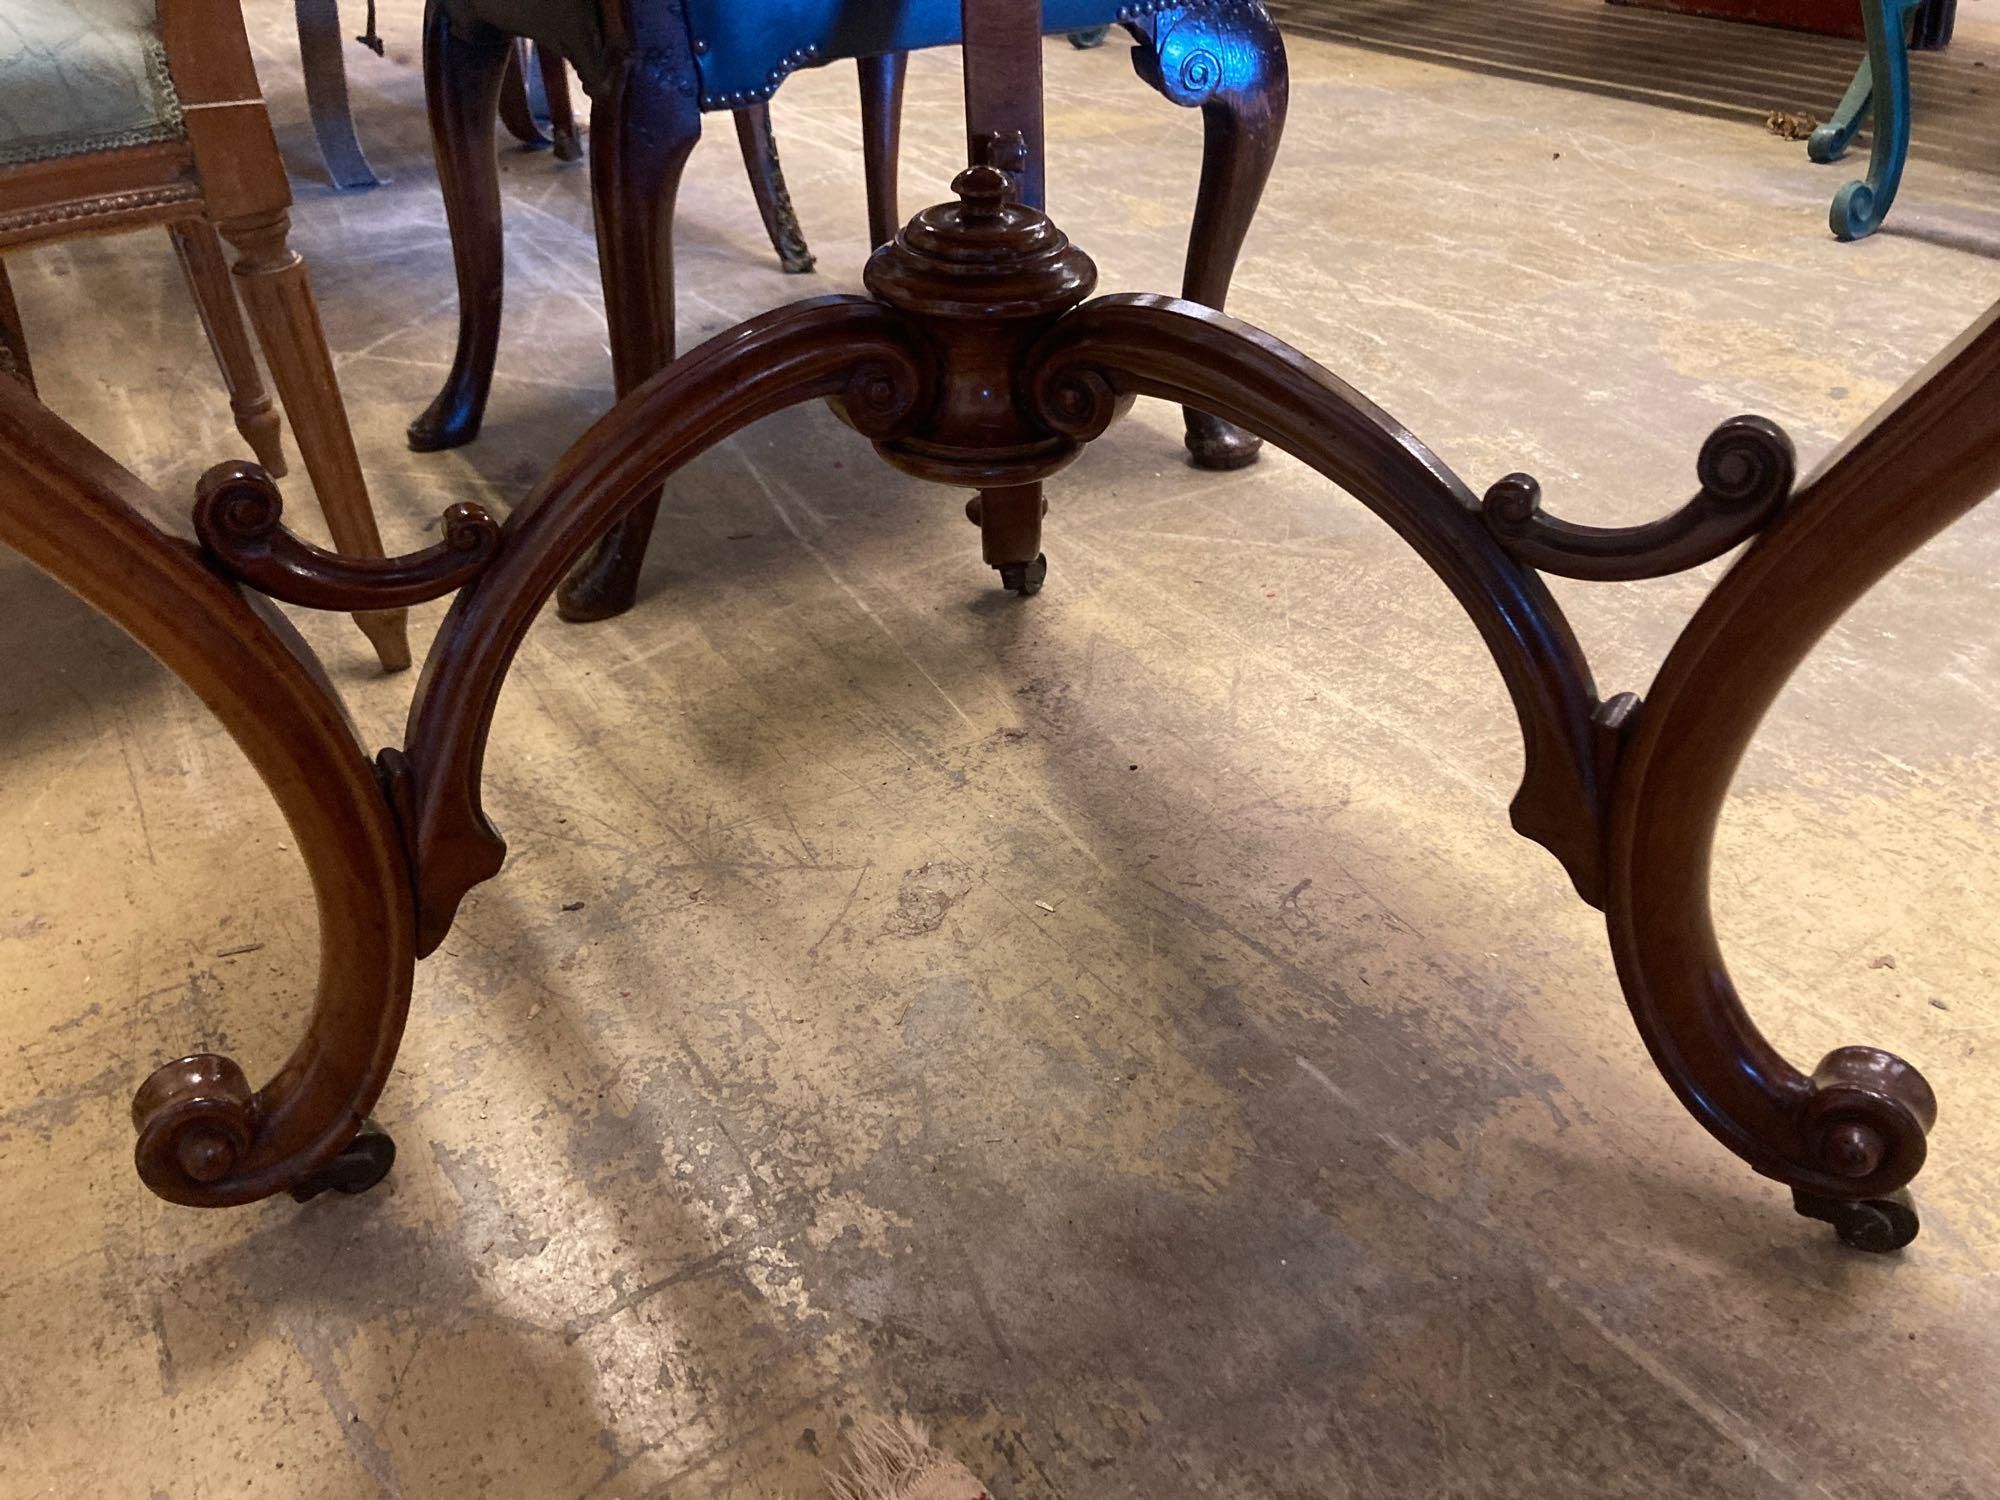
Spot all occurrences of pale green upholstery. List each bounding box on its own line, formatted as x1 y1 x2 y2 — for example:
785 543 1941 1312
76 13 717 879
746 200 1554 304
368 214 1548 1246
0 0 184 167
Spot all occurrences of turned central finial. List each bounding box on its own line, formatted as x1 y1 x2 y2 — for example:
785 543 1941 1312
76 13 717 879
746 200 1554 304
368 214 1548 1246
951 164 1013 220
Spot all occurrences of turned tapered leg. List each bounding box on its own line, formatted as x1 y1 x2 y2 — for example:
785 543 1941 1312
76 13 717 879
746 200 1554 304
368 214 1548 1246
218 209 409 672
408 2 512 453
0 258 32 394
858 53 908 249
295 0 385 189
168 219 287 477
555 59 702 623
1130 0 1288 469
733 105 815 274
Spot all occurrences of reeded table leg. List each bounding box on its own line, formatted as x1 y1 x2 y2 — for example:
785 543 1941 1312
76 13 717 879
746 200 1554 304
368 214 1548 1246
170 219 287 477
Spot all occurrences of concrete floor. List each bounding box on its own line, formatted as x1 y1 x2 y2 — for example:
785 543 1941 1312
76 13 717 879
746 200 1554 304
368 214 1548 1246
3 4 1997 1496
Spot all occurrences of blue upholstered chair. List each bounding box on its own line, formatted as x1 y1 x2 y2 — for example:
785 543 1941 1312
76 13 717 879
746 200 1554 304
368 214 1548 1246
0 0 408 669
410 0 1288 620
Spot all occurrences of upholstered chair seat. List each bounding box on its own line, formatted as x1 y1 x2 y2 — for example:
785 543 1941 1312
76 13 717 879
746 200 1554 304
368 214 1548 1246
0 0 184 166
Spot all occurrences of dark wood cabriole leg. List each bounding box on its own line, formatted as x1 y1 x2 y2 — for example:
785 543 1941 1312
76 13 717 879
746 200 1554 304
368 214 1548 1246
858 53 909 249
408 1 512 455
733 105 816 274
1127 0 1287 471
538 48 585 161
0 379 416 1207
553 44 704 624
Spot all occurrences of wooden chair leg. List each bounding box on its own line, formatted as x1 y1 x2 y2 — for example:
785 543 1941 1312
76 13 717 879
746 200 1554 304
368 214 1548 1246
168 220 287 477
858 52 908 249
0 258 33 394
408 0 512 453
537 47 584 161
733 105 815 274
294 0 386 189
217 209 410 673
555 62 702 623
1131 0 1288 470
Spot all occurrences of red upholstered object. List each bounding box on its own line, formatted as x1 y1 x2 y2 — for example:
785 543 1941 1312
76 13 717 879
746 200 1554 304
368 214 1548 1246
1608 0 1864 40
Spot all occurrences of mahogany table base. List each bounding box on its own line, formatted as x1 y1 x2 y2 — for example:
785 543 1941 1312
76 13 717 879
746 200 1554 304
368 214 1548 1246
3 159 1990 1251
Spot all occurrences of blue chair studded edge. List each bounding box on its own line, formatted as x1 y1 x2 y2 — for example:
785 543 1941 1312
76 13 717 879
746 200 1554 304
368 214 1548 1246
409 0 1288 621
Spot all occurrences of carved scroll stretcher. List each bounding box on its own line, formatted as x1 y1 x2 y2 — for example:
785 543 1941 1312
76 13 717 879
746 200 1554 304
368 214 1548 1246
3 164 1989 1252
0 379 415 1207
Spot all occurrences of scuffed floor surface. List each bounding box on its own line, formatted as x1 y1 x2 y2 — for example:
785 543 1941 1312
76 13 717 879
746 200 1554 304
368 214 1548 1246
2 2 1997 1495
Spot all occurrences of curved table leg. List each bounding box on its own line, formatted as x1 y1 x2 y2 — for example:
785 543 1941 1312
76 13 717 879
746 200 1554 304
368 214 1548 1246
408 0 512 454
0 379 415 1207
1127 0 1287 471
1030 294 1611 899
295 0 386 190
404 296 926 949
1817 0 1922 240
1602 302 2000 1246
734 105 817 274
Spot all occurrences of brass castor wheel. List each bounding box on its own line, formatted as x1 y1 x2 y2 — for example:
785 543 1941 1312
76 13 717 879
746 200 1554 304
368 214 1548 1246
291 1118 397 1203
1791 1187 1920 1252
998 554 1047 596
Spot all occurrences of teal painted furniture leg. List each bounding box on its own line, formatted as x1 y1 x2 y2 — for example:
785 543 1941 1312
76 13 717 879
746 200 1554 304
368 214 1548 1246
1809 0 1921 241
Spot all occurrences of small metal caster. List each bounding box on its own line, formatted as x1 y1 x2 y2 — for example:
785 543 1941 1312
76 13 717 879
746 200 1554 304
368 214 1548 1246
1068 26 1110 47
1791 1187 1920 1252
291 1118 397 1203
998 554 1047 596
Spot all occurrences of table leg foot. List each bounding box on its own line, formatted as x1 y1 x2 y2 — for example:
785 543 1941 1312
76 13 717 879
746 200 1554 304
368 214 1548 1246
997 553 1047 595
1792 1187 1920 1253
291 1120 398 1202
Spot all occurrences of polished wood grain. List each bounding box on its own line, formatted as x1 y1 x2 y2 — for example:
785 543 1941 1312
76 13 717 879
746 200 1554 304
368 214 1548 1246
0 378 416 1207
4 0 1980 1253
